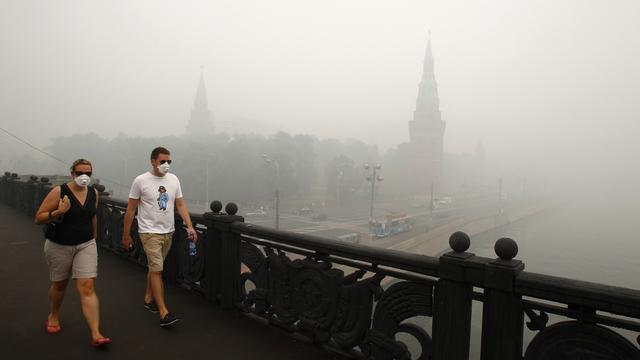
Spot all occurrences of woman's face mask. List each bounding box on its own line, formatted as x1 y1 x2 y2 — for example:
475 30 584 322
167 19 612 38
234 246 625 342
74 174 91 187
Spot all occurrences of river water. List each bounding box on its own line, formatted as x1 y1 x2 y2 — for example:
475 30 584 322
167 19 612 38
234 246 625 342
471 194 640 289
401 190 640 358
465 190 640 358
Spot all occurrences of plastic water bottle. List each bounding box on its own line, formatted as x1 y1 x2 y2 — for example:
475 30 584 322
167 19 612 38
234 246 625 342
189 241 197 256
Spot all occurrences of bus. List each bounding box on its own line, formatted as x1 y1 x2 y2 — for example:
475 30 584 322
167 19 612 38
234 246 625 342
369 213 413 238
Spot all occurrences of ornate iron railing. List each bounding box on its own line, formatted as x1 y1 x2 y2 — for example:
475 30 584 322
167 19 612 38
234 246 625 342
2 173 640 360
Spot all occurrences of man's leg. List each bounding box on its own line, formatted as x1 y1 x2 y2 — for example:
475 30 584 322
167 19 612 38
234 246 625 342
145 272 153 303
155 232 174 319
48 279 69 326
76 278 105 341
149 271 169 318
140 233 172 318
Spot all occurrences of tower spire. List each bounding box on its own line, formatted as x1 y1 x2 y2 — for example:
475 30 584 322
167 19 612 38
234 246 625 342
194 69 208 109
186 69 214 136
414 33 440 123
408 33 446 195
426 30 432 62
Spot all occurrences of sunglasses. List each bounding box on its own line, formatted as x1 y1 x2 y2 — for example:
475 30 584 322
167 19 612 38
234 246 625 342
159 160 172 165
74 171 92 177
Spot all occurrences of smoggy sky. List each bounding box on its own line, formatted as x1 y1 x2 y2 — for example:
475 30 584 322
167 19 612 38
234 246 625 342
1 0 639 183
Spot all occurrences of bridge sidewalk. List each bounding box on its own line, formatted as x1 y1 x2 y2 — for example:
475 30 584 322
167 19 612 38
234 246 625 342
0 204 332 360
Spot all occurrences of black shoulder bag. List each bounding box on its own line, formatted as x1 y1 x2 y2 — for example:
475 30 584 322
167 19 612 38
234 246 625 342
43 187 64 240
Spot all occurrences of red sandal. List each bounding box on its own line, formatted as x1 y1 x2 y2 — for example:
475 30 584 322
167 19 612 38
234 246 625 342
45 320 61 334
92 337 112 347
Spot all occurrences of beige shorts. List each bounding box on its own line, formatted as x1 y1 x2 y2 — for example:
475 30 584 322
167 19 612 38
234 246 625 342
44 239 98 282
139 232 174 272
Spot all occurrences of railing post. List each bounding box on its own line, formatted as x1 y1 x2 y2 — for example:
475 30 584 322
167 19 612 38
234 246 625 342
27 175 39 217
204 202 243 309
203 200 223 303
15 175 24 213
37 177 51 206
0 172 10 204
165 215 184 284
432 232 474 360
95 184 107 247
9 173 19 210
480 238 524 360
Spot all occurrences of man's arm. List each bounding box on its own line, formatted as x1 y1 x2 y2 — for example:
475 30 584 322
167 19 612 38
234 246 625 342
122 198 139 248
175 197 197 241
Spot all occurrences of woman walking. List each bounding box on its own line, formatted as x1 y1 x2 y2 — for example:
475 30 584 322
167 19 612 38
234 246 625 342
35 159 111 347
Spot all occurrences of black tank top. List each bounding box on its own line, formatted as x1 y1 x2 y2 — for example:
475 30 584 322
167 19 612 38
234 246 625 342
52 183 97 245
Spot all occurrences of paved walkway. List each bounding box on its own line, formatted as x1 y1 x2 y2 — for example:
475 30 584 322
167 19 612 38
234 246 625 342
0 204 333 360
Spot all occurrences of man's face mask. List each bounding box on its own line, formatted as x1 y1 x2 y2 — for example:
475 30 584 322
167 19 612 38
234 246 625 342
157 160 171 174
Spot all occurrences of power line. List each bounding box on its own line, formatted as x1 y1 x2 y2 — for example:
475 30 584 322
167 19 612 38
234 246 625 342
0 126 130 189
0 127 70 166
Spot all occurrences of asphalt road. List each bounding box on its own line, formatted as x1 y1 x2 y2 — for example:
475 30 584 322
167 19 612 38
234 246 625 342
241 198 504 249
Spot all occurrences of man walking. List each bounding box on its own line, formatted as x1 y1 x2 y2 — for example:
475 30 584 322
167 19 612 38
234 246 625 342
122 147 197 326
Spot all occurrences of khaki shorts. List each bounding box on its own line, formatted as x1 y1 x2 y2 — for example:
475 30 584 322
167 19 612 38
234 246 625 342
139 232 174 272
44 239 98 282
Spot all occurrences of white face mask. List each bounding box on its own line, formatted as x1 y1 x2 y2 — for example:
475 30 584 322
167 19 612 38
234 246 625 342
74 174 90 187
158 163 171 175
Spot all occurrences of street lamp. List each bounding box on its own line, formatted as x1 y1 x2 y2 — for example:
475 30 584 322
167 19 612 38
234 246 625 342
364 163 383 221
336 170 344 207
205 156 214 211
262 154 280 230
498 177 503 213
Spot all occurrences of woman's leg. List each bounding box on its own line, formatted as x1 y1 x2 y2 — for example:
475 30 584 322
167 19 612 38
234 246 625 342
44 239 73 327
48 279 69 326
73 240 107 341
76 278 105 341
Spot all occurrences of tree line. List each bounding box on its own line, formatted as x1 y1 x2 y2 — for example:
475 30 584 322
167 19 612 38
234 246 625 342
38 131 408 209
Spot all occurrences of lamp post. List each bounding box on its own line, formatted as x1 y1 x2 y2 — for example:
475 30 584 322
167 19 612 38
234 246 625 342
262 154 280 230
498 177 503 211
429 181 435 221
122 157 128 199
336 170 343 207
364 163 383 221
205 157 213 211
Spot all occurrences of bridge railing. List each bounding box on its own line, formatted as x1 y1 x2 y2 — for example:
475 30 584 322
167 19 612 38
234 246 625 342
2 173 640 360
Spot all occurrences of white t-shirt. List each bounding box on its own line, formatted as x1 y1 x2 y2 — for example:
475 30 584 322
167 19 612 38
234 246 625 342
129 172 183 234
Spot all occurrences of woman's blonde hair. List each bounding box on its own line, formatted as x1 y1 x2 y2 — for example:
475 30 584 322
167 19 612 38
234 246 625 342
70 158 92 172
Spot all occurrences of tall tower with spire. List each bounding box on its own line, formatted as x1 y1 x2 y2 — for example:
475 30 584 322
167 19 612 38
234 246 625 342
186 70 214 136
408 34 446 195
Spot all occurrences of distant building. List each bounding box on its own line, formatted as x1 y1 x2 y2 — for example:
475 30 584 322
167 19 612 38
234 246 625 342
408 35 446 195
185 71 214 136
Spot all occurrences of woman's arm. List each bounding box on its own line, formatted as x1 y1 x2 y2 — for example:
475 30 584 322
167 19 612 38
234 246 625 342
34 186 70 224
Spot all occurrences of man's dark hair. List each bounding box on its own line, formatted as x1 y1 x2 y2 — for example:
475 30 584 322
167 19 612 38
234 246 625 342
150 147 171 160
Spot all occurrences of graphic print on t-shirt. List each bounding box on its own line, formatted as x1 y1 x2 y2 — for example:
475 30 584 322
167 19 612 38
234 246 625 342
157 186 169 211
